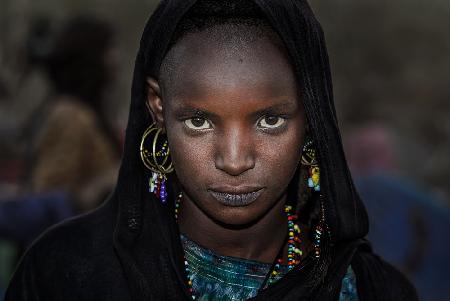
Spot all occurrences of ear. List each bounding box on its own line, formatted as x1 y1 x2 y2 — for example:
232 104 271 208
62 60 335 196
146 77 164 127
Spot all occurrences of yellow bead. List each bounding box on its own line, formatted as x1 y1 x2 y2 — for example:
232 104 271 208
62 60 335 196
312 173 319 183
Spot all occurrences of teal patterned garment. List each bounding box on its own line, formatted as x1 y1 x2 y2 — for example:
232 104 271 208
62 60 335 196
339 265 360 301
181 235 359 301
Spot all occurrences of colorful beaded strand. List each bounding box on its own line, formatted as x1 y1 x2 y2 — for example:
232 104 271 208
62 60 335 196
314 199 325 258
268 205 302 286
176 193 196 299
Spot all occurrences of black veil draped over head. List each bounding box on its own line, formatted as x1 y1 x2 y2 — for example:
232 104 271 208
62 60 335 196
6 1 418 301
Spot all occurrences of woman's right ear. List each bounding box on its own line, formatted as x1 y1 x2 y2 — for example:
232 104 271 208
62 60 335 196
146 77 164 126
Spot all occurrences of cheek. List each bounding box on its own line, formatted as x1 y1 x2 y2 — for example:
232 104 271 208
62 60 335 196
167 128 213 188
257 131 303 187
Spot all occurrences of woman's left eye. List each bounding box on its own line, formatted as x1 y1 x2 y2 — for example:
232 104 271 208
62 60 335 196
258 116 286 129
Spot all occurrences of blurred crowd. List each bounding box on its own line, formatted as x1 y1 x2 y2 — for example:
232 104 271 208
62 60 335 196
0 15 122 299
0 0 449 300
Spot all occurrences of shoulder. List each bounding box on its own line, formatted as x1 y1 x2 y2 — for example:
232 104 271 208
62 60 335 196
5 201 126 300
42 97 98 134
53 97 96 120
34 97 105 156
30 201 115 259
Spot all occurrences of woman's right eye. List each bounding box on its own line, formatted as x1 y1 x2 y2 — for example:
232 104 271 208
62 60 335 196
184 117 212 130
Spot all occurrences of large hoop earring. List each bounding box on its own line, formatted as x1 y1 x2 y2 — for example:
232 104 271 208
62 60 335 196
301 137 320 192
140 123 174 203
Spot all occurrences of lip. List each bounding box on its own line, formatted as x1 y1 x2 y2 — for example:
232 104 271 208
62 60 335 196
208 186 264 207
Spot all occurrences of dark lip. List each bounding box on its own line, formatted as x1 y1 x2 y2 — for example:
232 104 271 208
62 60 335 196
208 187 265 207
208 185 264 195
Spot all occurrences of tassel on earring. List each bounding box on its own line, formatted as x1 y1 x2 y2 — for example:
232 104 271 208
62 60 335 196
149 172 168 202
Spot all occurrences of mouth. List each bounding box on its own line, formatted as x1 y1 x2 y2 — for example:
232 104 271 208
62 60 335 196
208 187 264 207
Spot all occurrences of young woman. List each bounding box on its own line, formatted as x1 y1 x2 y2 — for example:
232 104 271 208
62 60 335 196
6 1 418 300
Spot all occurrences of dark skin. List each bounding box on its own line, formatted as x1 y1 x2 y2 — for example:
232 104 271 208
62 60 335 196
147 25 308 263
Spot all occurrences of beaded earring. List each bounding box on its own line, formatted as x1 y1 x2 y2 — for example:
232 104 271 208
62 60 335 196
301 137 320 192
140 123 174 203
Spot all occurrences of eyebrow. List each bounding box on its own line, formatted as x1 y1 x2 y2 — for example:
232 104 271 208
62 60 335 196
172 101 297 119
249 102 298 118
172 106 220 120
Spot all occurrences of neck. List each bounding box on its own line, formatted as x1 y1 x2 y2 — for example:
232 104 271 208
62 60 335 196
178 194 287 264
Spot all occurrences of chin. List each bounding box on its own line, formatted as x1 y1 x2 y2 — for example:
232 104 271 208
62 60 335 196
208 204 267 229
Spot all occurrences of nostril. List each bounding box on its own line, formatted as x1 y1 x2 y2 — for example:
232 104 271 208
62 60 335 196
215 154 255 176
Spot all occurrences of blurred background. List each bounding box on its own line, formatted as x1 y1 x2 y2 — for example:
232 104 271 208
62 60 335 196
0 0 449 300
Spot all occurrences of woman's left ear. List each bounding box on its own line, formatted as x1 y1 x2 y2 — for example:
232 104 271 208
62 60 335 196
146 77 164 127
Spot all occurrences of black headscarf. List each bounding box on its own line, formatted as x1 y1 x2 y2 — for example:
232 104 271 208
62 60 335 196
111 0 417 300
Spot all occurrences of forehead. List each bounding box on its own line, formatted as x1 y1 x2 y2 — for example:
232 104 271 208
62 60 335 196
159 24 297 100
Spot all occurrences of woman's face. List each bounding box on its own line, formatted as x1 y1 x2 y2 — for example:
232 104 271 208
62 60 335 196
149 25 306 226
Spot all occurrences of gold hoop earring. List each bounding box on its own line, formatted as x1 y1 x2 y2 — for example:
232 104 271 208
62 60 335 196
301 137 320 192
140 123 174 202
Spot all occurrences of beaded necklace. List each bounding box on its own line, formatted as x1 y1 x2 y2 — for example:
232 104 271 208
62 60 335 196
174 192 303 299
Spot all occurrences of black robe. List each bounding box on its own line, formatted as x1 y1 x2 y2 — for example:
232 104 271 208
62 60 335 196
6 0 418 300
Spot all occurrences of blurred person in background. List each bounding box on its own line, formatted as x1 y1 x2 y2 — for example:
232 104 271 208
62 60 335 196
0 16 122 299
24 16 121 214
345 123 450 301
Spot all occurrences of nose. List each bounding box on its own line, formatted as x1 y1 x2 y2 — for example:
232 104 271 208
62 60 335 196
215 126 255 176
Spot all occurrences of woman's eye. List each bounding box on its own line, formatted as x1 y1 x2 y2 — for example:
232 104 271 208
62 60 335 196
258 116 286 129
184 117 212 130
